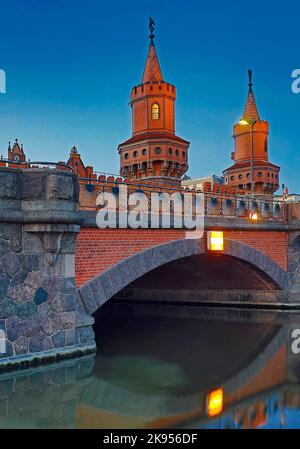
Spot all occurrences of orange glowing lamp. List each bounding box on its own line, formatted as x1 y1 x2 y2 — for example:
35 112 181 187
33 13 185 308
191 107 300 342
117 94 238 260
207 388 224 417
207 231 224 251
249 212 258 221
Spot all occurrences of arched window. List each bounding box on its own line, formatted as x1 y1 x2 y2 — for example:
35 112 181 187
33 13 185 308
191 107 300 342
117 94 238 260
152 103 159 120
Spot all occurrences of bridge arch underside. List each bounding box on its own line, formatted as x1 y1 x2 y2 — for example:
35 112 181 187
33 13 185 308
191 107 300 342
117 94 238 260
78 238 289 314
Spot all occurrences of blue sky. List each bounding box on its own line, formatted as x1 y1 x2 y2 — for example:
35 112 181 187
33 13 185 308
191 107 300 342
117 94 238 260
0 0 299 192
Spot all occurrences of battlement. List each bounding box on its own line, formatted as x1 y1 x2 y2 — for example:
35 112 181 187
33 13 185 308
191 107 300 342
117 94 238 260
233 120 269 136
130 81 176 101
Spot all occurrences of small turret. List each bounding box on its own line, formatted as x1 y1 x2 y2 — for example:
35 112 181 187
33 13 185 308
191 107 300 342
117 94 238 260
223 70 280 196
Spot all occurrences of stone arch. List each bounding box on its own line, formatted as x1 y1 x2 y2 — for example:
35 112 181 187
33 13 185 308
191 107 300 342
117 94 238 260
78 238 288 315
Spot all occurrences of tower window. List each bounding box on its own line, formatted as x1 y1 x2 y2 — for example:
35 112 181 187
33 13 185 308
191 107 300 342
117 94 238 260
142 148 147 156
169 147 173 155
257 171 263 178
133 150 138 158
182 151 186 158
152 103 160 120
124 153 129 160
155 147 161 155
238 174 243 180
175 149 179 156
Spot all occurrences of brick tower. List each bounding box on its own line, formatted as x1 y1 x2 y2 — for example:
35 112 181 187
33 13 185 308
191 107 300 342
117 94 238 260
223 71 280 196
118 18 189 187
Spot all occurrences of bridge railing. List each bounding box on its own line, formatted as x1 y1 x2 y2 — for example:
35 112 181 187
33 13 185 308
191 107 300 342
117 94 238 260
0 163 286 223
0 158 73 172
78 176 285 222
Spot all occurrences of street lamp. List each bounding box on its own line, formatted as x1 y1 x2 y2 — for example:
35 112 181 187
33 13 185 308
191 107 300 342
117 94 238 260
239 117 257 197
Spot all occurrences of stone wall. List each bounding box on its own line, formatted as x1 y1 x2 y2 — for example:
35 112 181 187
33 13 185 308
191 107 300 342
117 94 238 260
0 167 95 368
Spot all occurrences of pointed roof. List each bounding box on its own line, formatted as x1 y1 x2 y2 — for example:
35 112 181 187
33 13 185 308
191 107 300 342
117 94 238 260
142 40 163 83
242 69 260 121
10 138 24 154
243 87 260 121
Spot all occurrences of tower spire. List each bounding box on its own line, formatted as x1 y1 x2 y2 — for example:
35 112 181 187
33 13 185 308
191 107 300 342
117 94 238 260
118 18 189 187
243 69 260 121
141 17 163 83
248 68 253 87
149 16 155 42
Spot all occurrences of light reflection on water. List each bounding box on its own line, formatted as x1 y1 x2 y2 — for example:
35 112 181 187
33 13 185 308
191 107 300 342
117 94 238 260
1 303 300 429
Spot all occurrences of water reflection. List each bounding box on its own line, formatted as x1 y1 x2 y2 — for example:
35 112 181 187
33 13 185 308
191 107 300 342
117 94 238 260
1 303 300 429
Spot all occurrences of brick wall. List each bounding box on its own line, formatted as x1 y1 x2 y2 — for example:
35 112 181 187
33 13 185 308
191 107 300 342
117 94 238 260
76 228 186 286
224 230 288 271
75 228 288 287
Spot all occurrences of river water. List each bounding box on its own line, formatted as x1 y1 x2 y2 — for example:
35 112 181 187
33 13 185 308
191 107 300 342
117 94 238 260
1 301 300 429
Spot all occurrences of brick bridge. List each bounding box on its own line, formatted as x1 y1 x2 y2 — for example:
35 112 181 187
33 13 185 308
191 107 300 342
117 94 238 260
0 166 300 368
76 176 300 312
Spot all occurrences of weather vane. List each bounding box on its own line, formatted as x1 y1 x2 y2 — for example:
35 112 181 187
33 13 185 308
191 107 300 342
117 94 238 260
149 16 155 41
248 68 253 87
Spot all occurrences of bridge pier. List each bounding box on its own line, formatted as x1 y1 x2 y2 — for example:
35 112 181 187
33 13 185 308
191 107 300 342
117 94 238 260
0 167 95 369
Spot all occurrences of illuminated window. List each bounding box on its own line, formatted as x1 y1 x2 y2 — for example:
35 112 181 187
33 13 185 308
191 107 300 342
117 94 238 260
152 103 159 120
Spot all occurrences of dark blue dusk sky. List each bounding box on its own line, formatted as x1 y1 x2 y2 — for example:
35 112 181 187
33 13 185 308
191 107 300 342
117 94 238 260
0 0 299 192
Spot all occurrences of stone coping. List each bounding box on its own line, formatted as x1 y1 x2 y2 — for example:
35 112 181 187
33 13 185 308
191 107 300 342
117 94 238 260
0 342 96 370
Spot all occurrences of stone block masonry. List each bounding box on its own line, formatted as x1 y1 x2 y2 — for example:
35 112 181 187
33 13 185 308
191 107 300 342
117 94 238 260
0 167 95 369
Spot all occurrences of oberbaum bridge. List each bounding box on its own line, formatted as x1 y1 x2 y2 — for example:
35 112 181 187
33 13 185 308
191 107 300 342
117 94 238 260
0 23 300 369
